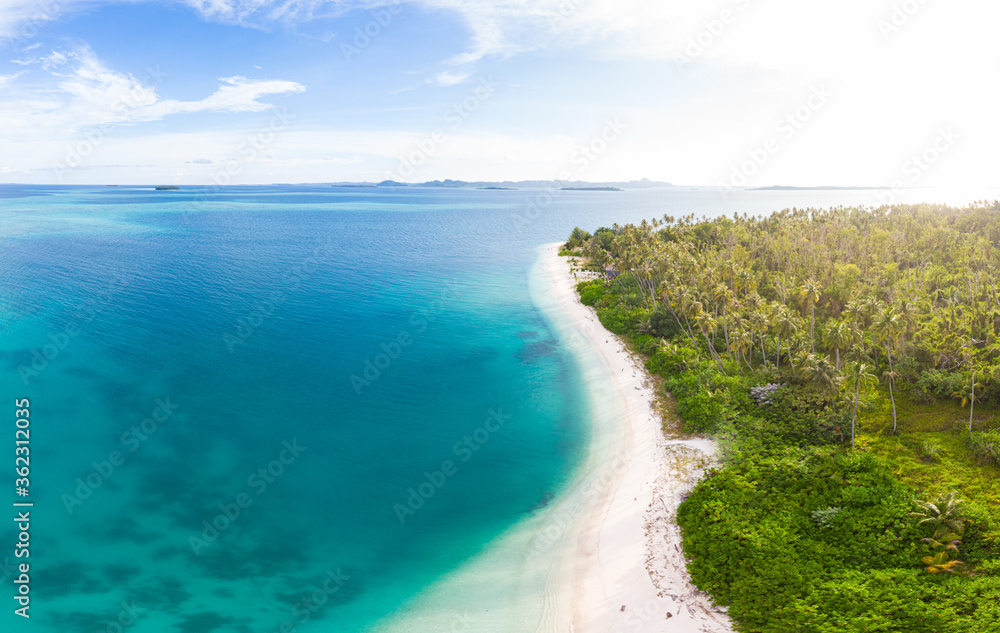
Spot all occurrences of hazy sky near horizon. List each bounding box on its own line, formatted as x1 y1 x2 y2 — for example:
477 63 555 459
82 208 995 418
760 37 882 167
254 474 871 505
1 0 997 186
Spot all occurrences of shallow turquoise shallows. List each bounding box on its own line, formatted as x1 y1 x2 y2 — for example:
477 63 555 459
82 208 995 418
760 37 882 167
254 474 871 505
0 184 971 632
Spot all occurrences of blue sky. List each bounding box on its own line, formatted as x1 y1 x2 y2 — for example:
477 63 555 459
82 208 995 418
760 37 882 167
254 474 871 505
1 0 998 186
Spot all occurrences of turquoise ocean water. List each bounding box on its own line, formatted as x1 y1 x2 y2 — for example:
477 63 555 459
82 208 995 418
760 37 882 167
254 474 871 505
0 185 989 632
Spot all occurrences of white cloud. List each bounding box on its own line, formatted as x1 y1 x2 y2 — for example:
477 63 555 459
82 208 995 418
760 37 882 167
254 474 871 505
0 0 66 39
395 0 999 189
178 0 354 27
0 45 305 140
0 70 25 86
428 71 469 87
134 75 305 119
41 47 159 121
3 0 984 74
1 0 998 188
43 49 67 67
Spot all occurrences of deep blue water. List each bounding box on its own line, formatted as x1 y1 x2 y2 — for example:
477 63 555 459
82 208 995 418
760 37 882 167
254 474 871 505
0 184 988 632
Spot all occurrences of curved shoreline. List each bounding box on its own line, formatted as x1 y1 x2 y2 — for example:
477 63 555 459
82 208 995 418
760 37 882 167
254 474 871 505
371 243 732 633
534 242 733 633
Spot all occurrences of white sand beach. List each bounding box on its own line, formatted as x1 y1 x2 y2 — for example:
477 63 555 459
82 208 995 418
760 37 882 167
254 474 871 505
373 243 733 633
537 242 734 633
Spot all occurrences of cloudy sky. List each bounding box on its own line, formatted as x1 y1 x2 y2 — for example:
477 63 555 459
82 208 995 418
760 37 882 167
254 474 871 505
1 0 997 186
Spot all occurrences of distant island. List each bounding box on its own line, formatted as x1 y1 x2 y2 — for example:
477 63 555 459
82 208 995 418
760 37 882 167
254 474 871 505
323 178 674 190
751 185 884 191
154 185 180 191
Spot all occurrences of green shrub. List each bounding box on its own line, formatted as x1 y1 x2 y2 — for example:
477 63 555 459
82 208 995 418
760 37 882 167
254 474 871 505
646 306 681 338
978 559 1000 576
633 334 659 356
663 361 750 433
967 430 1000 465
805 569 1000 632
595 305 645 336
913 369 966 403
676 447 951 631
961 500 1000 563
565 226 592 249
734 386 841 451
592 227 614 251
646 339 700 376
576 281 606 307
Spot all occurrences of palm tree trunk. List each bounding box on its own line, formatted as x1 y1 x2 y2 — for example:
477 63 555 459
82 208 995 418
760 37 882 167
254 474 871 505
810 304 816 352
787 338 795 372
631 273 655 310
889 380 897 434
887 344 898 434
852 383 860 448
970 370 976 432
835 347 840 371
722 303 730 359
702 331 726 373
679 314 700 349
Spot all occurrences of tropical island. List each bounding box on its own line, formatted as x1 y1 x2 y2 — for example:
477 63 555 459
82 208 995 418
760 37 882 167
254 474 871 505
154 185 180 190
560 186 623 191
560 202 1000 632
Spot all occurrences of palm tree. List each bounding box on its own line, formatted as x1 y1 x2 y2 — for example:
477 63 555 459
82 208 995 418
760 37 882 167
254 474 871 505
883 367 902 433
911 492 967 574
714 284 733 358
636 317 654 336
774 306 800 372
823 320 854 371
751 302 770 367
668 285 703 350
800 354 840 401
744 291 761 365
729 320 753 373
897 297 918 355
694 311 726 373
844 299 865 328
950 370 981 432
737 267 757 302
799 278 822 352
911 492 967 534
660 282 700 351
874 306 903 433
969 370 977 433
842 361 877 448
949 370 983 433
861 294 880 329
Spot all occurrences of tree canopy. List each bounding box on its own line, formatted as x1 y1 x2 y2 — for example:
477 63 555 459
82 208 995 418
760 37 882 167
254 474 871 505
564 201 1000 632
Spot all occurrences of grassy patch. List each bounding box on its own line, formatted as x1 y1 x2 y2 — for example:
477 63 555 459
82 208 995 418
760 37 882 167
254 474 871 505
865 390 1000 434
854 390 1000 532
